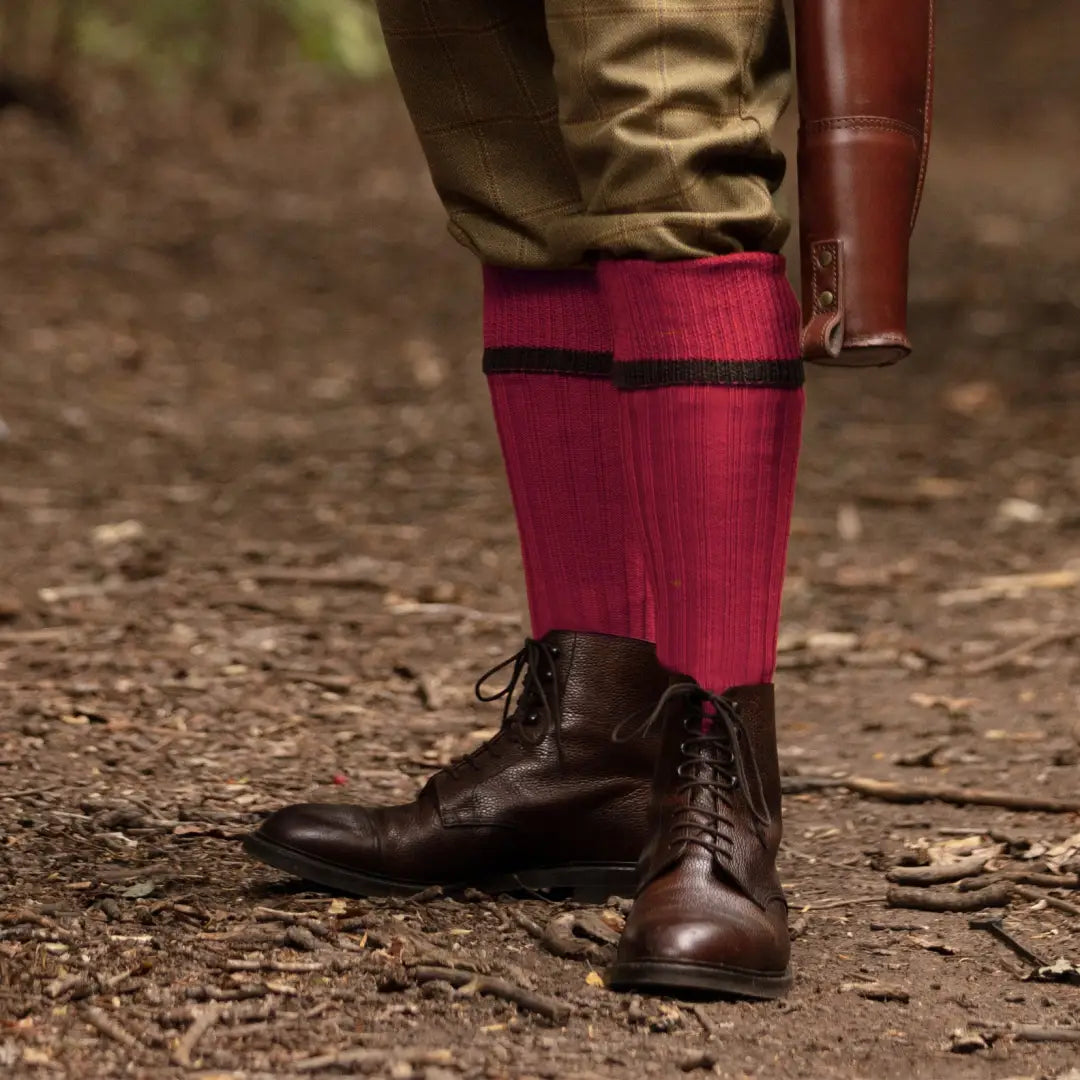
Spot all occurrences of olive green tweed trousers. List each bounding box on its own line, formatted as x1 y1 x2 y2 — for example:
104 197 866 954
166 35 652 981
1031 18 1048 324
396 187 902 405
374 0 794 267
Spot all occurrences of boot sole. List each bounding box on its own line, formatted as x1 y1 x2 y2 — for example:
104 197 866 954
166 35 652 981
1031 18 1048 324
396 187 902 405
243 832 637 903
607 958 793 1000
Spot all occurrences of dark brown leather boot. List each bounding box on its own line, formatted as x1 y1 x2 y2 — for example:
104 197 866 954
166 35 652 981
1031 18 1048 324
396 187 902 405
243 631 668 900
608 678 791 999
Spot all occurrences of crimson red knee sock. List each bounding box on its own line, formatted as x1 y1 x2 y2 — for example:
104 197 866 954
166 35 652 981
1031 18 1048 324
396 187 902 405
599 254 804 690
483 267 654 642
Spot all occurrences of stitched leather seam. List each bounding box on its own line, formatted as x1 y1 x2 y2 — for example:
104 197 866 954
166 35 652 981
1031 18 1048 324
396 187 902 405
913 0 936 229
805 115 921 142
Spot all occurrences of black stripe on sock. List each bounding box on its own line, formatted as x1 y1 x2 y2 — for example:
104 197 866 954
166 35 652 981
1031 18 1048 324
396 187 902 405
612 358 805 390
483 347 613 378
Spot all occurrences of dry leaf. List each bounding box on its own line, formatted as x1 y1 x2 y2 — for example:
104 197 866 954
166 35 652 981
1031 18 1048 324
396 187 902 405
1046 833 1080 874
948 1028 990 1054
837 504 863 543
807 631 860 652
1025 958 1080 986
910 693 977 717
913 476 968 499
120 881 156 899
943 380 1004 418
996 498 1046 524
599 909 626 933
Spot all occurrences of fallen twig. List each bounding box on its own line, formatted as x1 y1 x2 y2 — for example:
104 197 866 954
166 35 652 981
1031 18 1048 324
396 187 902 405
839 776 1080 814
886 851 999 887
509 908 546 940
294 1048 453 1073
887 882 1013 913
1010 871 1080 890
958 627 1080 675
1012 884 1080 917
173 1003 224 1068
1 783 63 800
0 627 79 644
959 871 1080 891
293 1049 390 1073
241 566 388 589
80 1005 141 1050
407 884 444 903
411 965 570 1024
968 916 1045 968
254 907 331 938
284 924 323 952
46 974 93 1000
840 981 910 1003
691 1003 717 1036
939 569 1080 607
274 668 355 694
801 894 885 911
979 1023 1080 1045
385 600 522 624
781 776 852 795
187 984 282 1002
224 959 325 974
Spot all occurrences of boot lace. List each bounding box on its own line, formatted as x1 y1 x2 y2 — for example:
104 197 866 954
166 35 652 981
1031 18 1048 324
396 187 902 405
443 638 563 777
615 683 771 860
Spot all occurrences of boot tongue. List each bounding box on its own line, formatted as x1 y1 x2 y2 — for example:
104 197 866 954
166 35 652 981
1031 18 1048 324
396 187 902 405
676 719 732 844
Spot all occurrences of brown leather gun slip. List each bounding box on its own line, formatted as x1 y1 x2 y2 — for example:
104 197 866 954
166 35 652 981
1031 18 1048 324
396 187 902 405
794 0 935 365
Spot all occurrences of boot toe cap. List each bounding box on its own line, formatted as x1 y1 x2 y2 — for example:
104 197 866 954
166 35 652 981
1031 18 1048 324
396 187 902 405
254 802 379 864
617 894 790 978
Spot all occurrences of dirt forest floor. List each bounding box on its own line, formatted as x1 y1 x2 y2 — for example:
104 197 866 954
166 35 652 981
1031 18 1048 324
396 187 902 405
1 6 1079 1079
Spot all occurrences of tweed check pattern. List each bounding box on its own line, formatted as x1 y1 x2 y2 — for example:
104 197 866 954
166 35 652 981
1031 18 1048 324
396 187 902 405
375 0 793 267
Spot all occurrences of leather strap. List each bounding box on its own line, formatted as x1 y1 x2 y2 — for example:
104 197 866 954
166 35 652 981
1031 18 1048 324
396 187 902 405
800 240 843 361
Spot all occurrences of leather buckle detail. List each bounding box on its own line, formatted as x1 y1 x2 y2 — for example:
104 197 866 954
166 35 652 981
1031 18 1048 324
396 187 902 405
801 240 844 361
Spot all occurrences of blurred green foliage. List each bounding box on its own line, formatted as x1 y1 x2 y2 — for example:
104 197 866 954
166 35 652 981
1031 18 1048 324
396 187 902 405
3 0 387 85
280 0 385 77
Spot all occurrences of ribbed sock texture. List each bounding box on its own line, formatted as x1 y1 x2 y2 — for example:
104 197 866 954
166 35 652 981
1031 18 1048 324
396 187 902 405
600 254 804 690
484 267 654 642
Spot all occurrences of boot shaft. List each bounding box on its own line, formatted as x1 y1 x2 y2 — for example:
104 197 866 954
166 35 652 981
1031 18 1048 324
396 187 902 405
432 631 669 849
